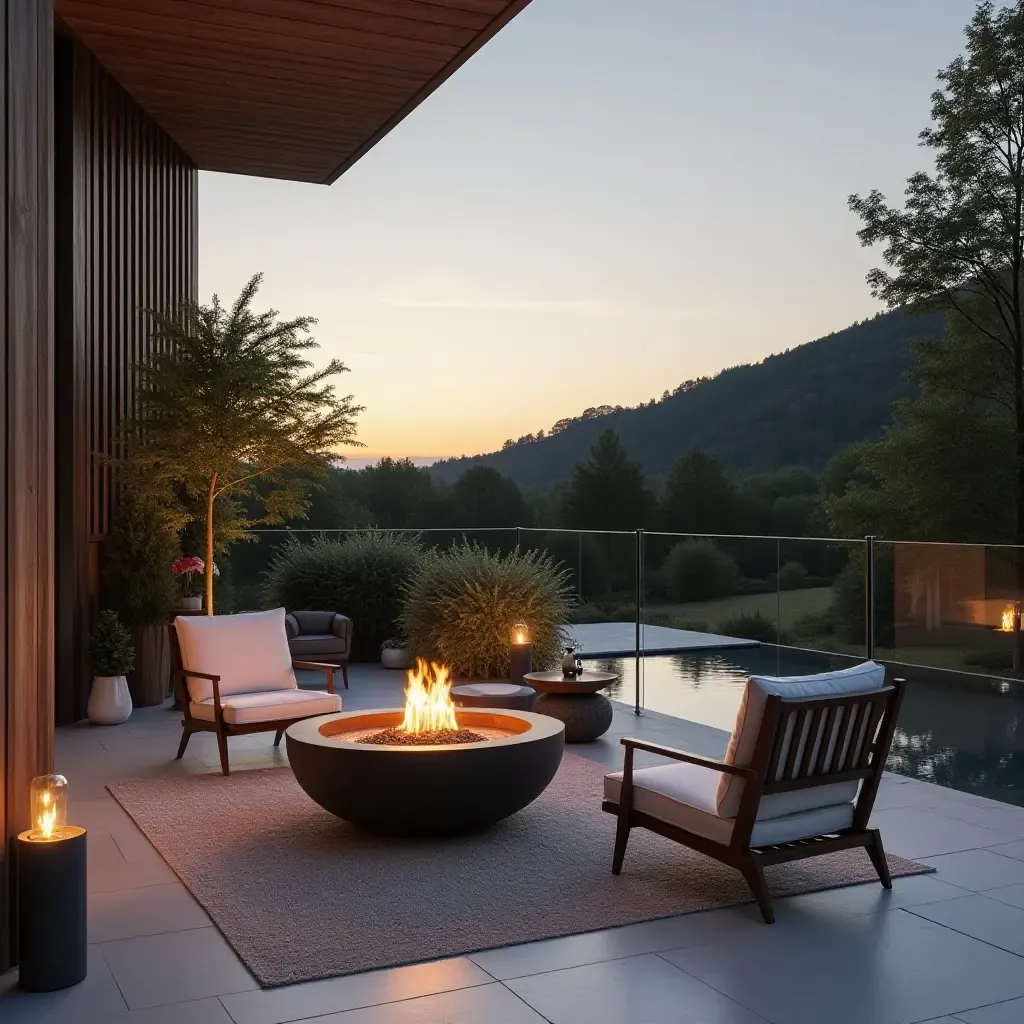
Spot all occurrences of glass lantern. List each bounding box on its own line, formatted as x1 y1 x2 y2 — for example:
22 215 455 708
511 621 529 645
29 774 69 841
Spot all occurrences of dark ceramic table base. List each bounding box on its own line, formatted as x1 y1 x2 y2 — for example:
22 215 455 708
533 692 614 743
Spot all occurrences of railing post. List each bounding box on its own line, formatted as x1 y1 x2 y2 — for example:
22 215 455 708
635 528 644 716
865 535 875 660
577 530 583 602
515 526 522 551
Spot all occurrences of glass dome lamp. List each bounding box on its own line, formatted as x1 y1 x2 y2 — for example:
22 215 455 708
29 774 69 842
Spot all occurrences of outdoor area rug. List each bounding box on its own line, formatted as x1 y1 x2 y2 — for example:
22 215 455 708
109 754 933 987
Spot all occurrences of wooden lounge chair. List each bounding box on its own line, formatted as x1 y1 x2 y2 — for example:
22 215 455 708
603 662 906 923
170 607 342 776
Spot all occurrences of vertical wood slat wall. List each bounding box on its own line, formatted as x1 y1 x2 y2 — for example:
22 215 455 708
54 38 197 724
2 0 55 973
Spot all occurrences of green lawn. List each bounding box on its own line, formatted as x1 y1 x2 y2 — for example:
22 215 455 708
648 587 834 632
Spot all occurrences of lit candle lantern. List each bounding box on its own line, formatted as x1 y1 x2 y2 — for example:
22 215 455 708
509 622 533 684
17 775 87 992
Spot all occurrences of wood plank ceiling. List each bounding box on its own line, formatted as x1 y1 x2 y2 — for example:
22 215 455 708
54 0 534 183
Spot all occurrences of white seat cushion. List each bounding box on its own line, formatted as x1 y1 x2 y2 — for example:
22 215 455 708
190 688 342 726
604 762 853 846
717 661 885 818
176 608 297 703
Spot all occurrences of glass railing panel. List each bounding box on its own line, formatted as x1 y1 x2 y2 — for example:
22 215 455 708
869 540 1024 806
777 536 868 662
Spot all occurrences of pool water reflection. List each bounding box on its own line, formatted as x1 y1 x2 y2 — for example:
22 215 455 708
588 649 1024 808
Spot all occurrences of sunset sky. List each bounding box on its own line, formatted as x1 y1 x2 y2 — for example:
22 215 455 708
199 0 989 463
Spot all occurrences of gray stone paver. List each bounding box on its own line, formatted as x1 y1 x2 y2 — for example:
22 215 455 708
1 662 1021 1024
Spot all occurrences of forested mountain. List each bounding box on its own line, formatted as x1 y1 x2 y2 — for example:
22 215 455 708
431 309 945 487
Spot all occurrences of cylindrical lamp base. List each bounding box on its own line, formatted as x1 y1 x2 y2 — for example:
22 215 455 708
17 827 88 992
509 643 533 685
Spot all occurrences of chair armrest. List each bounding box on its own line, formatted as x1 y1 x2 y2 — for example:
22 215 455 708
620 738 755 779
330 614 352 644
293 660 336 695
174 670 224 716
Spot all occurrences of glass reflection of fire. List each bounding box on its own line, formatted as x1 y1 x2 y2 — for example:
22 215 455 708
999 603 1020 632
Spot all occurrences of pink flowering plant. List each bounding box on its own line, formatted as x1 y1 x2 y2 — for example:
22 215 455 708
172 556 219 598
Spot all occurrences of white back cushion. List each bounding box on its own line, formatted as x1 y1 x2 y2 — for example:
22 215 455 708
716 661 885 818
176 608 297 703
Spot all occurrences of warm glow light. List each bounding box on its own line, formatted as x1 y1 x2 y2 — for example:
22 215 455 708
29 774 69 842
999 603 1018 632
512 621 529 645
400 659 458 735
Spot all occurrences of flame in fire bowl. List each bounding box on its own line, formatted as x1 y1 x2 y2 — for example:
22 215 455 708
286 708 566 836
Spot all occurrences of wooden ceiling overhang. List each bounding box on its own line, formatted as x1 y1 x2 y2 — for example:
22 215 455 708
55 0 534 183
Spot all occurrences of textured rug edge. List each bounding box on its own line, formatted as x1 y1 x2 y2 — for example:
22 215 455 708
106 769 936 989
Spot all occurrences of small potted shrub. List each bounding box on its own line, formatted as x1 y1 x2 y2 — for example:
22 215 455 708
103 485 180 706
381 637 413 670
88 610 135 725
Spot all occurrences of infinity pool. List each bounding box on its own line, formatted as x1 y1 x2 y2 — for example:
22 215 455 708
590 648 1024 808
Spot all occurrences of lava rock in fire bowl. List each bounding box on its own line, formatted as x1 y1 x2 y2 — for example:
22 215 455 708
286 708 565 836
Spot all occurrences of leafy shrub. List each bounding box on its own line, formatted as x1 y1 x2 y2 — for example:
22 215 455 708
91 610 135 676
788 608 838 645
400 542 573 679
537 531 611 600
963 649 1013 671
832 548 894 647
734 576 775 596
102 487 180 628
265 532 423 660
568 600 637 624
663 541 738 602
718 612 779 644
777 561 809 591
643 611 673 628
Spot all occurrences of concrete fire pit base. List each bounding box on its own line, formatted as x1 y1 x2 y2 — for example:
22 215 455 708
286 709 565 836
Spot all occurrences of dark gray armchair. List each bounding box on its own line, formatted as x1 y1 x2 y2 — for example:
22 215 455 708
285 611 352 689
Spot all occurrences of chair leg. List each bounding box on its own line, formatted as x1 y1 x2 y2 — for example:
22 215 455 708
175 727 192 760
740 858 775 924
866 829 893 889
216 727 230 776
273 728 285 747
340 663 349 690
611 812 631 875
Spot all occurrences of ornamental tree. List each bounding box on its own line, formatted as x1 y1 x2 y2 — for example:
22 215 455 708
849 1 1024 544
121 274 362 613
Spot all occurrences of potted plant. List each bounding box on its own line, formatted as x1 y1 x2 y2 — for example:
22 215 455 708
88 610 134 725
381 637 413 670
102 485 181 706
173 556 207 611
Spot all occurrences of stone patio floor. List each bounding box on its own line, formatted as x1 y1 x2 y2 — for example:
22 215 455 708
5 664 1024 1023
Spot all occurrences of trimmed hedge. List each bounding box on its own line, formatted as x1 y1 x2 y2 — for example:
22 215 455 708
264 532 423 660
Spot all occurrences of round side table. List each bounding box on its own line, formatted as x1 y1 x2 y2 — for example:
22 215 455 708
523 670 618 743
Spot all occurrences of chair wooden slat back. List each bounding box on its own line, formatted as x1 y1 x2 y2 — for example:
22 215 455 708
760 686 898 795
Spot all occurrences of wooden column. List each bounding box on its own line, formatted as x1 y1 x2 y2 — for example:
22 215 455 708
1 0 56 973
53 37 198 724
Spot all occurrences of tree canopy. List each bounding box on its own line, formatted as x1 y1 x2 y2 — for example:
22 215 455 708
558 429 653 531
849 0 1024 542
661 447 737 534
122 274 362 611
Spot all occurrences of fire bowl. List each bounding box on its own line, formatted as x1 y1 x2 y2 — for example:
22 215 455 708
286 709 565 836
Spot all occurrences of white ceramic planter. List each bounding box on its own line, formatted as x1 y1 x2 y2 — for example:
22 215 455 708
381 647 413 670
88 675 133 725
